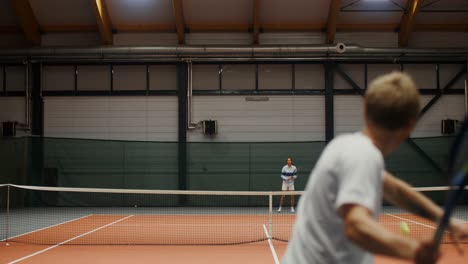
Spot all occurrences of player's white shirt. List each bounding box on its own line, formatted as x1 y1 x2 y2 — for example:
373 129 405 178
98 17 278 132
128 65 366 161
281 165 297 184
282 132 385 264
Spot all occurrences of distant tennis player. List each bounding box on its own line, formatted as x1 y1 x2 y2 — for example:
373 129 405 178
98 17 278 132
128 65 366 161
278 157 297 213
282 72 468 264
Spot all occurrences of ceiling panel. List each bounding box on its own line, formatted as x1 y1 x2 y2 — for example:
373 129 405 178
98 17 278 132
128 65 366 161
340 0 407 11
261 0 329 24
338 0 404 24
0 0 466 47
106 0 175 25
338 12 402 25
183 0 252 24
0 0 19 26
416 13 468 24
29 0 96 25
420 0 468 10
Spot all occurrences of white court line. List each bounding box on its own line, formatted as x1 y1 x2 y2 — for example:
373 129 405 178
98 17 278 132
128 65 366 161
263 224 280 264
1 214 93 241
8 215 134 264
386 213 437 230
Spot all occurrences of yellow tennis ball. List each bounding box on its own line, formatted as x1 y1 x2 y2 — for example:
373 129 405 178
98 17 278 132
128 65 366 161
400 221 410 235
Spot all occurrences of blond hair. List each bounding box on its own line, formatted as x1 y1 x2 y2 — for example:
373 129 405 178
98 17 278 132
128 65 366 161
365 72 420 130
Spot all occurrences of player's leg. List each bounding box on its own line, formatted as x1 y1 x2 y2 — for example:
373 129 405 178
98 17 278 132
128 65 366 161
290 184 295 213
278 182 287 212
278 195 285 212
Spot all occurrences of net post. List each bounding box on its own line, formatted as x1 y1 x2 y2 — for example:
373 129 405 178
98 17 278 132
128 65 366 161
269 192 273 238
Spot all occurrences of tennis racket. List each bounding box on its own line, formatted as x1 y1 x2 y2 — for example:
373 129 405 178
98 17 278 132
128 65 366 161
433 118 468 248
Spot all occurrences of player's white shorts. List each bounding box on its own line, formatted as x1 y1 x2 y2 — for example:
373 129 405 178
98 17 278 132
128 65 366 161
282 182 295 191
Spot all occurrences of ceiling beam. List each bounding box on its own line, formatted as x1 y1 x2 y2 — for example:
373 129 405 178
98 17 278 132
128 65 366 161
172 0 185 45
399 0 422 47
326 0 341 44
9 0 41 45
91 0 113 45
253 0 260 45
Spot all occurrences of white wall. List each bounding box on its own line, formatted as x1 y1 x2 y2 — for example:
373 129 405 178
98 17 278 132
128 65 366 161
4 60 464 142
41 33 101 46
188 95 325 142
414 95 466 137
0 97 25 123
334 94 466 138
44 96 178 141
334 96 364 136
409 32 468 49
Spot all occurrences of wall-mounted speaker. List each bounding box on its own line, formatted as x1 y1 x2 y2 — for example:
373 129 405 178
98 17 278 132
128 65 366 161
2 121 17 137
203 120 217 135
441 119 456 135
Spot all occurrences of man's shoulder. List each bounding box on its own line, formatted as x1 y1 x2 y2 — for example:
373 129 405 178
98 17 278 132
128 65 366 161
329 132 374 151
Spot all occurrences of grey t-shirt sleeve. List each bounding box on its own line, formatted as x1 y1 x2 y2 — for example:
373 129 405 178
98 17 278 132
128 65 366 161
334 148 384 215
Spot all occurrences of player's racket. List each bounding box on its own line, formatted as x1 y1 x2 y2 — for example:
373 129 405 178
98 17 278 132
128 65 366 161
433 118 468 248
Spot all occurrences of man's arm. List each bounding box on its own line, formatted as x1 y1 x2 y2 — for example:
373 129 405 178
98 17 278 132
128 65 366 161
341 205 416 258
383 170 442 221
292 167 297 180
340 204 438 262
280 167 289 181
384 170 468 251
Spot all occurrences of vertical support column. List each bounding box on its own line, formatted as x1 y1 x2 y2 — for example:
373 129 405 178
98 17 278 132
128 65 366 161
30 62 43 186
31 63 42 136
465 59 468 117
325 63 335 143
178 62 188 190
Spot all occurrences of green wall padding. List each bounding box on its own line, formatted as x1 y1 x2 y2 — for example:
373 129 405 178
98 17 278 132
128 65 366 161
0 136 455 193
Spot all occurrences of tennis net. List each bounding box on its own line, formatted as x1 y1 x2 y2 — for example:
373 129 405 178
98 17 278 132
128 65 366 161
0 184 466 245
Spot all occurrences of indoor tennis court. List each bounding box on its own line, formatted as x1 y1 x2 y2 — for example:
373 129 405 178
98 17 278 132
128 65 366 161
1 0 468 263
1 185 467 263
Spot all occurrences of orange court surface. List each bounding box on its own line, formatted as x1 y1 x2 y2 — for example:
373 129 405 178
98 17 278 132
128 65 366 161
0 239 467 263
1 211 466 264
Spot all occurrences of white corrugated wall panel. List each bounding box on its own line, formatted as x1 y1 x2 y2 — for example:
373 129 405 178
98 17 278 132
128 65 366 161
414 95 465 137
335 95 466 138
0 97 25 123
0 34 28 48
41 33 101 46
188 95 325 142
334 96 364 136
409 32 468 48
44 97 178 141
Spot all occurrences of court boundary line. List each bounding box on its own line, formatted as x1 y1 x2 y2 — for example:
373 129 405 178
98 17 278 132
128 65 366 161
7 215 134 264
1 214 93 241
385 213 437 229
263 224 280 264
